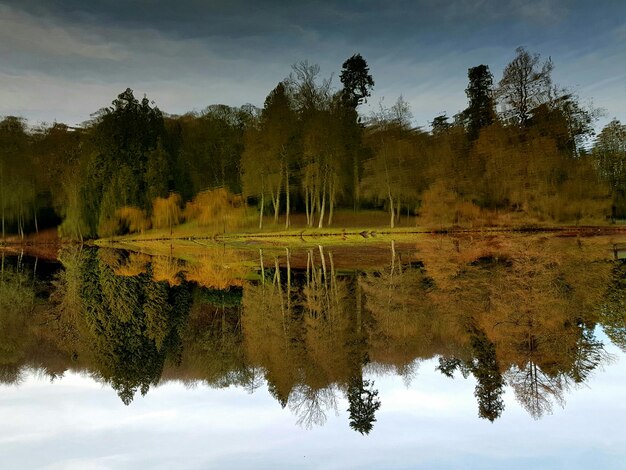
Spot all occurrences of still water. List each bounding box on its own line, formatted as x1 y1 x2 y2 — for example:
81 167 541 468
1 234 626 469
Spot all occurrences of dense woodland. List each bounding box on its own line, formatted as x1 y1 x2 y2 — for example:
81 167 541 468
1 48 625 239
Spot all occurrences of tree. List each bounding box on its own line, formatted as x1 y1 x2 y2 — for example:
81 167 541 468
430 114 452 135
288 61 332 116
527 91 597 157
86 88 166 235
497 47 553 126
287 61 346 227
340 53 375 109
339 54 373 210
347 377 381 434
152 193 182 235
362 98 422 227
241 82 296 228
593 119 626 216
463 65 496 140
0 117 34 238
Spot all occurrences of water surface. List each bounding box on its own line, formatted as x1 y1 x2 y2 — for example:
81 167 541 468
1 234 626 469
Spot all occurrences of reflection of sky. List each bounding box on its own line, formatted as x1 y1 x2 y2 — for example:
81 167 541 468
1 1 625 131
1 335 625 469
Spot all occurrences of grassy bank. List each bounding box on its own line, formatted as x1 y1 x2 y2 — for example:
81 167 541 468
92 208 626 256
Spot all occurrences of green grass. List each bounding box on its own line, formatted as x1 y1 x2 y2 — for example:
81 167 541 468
95 208 624 253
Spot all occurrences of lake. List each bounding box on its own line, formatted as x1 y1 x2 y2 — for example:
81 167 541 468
2 233 626 469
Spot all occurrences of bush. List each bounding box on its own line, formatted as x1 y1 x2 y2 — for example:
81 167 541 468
183 188 246 232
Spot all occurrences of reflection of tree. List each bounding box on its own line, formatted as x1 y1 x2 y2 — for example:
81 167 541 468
0 258 35 384
81 249 191 404
5 234 624 426
506 325 609 420
179 286 253 388
507 361 565 419
428 236 613 421
361 242 433 375
302 247 354 386
185 249 246 290
288 383 339 429
600 261 626 352
438 328 505 422
469 331 505 421
242 251 304 407
347 377 381 435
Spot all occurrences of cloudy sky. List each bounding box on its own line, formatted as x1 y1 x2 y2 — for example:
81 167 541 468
1 0 625 130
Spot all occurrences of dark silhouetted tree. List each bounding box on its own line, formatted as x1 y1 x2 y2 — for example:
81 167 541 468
347 377 381 434
340 53 375 109
464 65 496 140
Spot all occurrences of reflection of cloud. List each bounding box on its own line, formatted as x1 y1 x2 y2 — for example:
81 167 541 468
42 456 128 470
514 0 567 23
2 356 626 469
0 5 126 60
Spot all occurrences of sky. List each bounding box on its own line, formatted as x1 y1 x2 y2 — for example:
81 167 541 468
2 343 626 469
1 0 625 131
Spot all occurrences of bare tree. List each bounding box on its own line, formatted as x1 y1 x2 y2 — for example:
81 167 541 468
497 47 553 126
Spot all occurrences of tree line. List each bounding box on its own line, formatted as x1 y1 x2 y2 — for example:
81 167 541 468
1 48 625 239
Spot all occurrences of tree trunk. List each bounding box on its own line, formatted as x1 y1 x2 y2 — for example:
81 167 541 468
388 192 395 229
273 196 280 224
286 247 291 312
271 179 280 224
327 179 335 226
259 191 264 229
396 196 401 225
285 165 290 228
305 186 310 226
355 274 362 334
259 249 265 285
318 181 326 229
353 153 360 212
0 165 4 239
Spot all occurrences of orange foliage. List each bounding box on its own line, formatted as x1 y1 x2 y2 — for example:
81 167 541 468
184 248 247 289
152 193 182 230
114 206 151 234
114 253 151 277
151 256 184 286
183 187 246 231
419 181 485 228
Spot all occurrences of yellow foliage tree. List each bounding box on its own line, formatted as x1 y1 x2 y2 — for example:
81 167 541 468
152 193 182 235
183 187 246 233
115 206 151 234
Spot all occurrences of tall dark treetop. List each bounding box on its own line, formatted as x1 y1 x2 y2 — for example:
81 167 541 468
431 113 452 135
464 65 496 140
340 54 375 108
